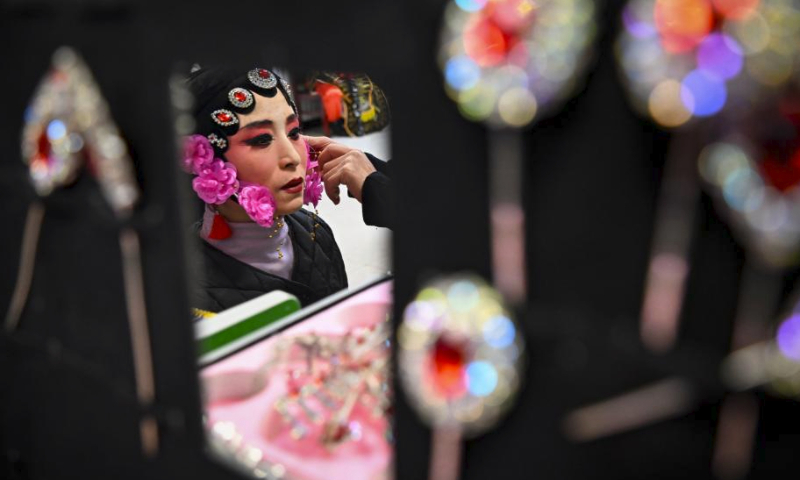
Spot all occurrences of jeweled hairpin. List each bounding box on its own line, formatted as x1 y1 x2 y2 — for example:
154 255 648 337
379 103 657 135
438 0 597 306
565 5 800 476
228 87 254 109
398 274 524 480
211 108 238 127
617 0 800 353
270 324 392 451
248 68 278 90
7 46 158 458
207 133 227 150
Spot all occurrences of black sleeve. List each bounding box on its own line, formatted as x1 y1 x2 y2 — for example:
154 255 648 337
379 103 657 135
317 214 349 291
365 152 391 176
361 153 394 229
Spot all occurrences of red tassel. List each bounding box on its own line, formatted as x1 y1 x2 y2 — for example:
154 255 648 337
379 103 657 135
208 212 232 240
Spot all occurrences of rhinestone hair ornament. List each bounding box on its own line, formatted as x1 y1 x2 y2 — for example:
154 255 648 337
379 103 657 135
228 87 254 109
211 109 239 127
248 68 278 89
207 133 227 150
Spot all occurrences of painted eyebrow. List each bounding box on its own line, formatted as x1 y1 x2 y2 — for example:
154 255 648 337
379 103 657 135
241 113 298 131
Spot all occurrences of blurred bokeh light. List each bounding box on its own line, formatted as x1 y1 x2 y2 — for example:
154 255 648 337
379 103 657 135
617 0 800 128
439 0 596 128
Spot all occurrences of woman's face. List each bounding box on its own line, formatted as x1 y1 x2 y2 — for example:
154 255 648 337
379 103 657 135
225 92 307 216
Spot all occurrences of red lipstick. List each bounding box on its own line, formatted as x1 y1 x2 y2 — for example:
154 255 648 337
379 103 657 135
281 177 303 194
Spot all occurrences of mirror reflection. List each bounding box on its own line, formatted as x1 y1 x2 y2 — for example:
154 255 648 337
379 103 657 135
177 64 394 480
182 66 391 314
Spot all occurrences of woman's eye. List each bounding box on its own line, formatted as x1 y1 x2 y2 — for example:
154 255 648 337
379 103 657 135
288 127 302 140
246 134 273 147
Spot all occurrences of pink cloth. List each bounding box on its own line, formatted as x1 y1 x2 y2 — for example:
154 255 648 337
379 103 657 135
202 280 393 480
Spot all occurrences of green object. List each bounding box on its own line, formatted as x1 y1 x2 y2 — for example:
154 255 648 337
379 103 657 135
197 298 301 356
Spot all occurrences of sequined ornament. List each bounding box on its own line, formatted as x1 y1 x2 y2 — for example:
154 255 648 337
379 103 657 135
21 48 140 212
398 274 524 436
248 68 278 90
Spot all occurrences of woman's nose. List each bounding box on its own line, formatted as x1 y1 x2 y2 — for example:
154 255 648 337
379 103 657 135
277 137 301 168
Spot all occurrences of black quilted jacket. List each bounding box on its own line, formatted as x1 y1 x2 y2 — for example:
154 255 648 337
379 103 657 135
192 209 348 312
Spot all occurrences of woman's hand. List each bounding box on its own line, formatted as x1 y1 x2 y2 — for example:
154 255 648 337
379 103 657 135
304 135 377 204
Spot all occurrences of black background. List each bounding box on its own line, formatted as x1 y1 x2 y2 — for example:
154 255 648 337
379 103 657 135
1 0 799 479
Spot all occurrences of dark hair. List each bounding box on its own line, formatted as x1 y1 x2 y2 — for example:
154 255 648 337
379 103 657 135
185 65 297 155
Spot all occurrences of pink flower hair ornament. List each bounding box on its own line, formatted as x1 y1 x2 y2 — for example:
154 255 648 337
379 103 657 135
238 183 278 228
184 134 239 205
183 134 215 173
191 159 239 205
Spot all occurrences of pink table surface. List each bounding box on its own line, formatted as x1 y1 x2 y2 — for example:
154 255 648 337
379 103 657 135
202 280 393 480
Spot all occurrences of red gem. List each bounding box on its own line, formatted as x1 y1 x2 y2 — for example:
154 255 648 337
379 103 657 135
430 337 467 397
234 91 247 102
216 112 232 123
761 153 800 192
35 130 53 167
258 69 271 78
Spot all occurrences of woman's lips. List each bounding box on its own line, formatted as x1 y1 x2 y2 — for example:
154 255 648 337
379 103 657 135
281 177 303 194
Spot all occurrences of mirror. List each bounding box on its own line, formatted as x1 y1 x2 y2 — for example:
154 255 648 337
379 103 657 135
171 65 394 480
173 66 393 315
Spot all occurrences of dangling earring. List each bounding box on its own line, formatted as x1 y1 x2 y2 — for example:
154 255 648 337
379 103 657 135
304 141 324 208
267 216 286 259
207 209 232 240
303 141 323 242
310 209 320 242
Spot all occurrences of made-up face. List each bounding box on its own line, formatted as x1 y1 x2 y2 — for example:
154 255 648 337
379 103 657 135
225 92 307 216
